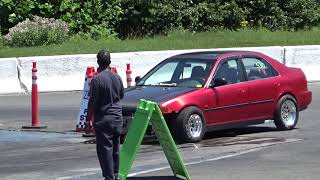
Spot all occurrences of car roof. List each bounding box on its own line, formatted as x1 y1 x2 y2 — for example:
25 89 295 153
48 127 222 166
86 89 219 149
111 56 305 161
169 50 246 60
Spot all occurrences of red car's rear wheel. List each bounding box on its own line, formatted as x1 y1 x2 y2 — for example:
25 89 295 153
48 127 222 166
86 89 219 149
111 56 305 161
274 95 299 130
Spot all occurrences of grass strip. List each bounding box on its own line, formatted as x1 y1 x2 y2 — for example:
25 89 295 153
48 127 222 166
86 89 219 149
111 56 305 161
1 29 320 58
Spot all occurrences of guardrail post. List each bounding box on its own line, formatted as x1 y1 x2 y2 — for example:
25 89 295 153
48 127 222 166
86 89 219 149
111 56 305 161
22 61 46 129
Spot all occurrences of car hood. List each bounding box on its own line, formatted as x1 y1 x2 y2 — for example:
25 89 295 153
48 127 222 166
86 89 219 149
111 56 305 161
120 86 196 114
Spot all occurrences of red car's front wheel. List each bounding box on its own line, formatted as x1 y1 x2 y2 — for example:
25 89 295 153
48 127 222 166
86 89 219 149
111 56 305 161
170 106 206 143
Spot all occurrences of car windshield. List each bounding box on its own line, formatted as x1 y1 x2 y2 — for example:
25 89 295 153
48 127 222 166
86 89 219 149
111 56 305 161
137 58 214 88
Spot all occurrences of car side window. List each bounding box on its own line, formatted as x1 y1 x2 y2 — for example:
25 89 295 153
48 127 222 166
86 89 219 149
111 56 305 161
214 59 240 85
179 62 207 80
242 57 275 81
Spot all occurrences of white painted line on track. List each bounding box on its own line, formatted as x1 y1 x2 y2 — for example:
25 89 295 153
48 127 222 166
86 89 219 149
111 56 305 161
57 172 98 180
128 138 301 177
57 168 101 180
58 148 264 180
59 138 301 179
127 147 263 177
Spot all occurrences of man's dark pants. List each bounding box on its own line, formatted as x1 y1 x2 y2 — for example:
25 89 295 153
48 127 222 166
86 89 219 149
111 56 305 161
95 117 122 180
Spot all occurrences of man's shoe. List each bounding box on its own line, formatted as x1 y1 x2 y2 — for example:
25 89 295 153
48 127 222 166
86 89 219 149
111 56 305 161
114 176 120 180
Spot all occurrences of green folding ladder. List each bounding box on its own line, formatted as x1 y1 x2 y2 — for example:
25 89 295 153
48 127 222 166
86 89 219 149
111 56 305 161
119 99 191 180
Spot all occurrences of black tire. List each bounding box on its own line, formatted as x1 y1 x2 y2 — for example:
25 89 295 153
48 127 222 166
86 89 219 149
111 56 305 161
274 94 299 130
170 106 206 143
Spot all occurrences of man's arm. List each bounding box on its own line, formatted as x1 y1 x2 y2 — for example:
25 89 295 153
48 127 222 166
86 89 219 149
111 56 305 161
85 78 99 132
119 76 124 99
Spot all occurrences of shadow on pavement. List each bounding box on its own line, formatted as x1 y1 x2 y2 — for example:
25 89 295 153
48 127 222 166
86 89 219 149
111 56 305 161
235 126 279 135
136 125 279 145
204 126 278 140
128 176 183 180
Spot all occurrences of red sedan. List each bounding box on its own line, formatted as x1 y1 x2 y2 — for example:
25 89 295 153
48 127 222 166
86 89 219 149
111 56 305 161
121 51 312 143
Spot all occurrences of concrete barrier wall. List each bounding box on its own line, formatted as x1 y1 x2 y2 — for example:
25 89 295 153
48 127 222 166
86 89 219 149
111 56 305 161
285 45 320 82
17 46 284 92
0 58 22 94
17 51 190 92
18 55 97 93
0 45 318 94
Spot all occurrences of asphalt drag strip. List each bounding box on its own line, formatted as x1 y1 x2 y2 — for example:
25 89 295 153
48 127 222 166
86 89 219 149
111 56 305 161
65 128 301 180
1 83 319 180
0 128 303 180
0 125 303 180
128 137 301 177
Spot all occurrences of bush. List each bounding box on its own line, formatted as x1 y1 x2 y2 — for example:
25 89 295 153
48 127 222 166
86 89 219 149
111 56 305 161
180 1 245 31
59 0 122 34
0 33 3 47
3 16 69 47
87 25 118 40
1 0 320 39
237 0 320 30
77 24 118 41
115 1 201 38
0 0 61 35
283 0 320 30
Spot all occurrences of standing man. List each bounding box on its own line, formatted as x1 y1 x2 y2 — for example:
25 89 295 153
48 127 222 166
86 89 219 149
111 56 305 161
86 49 124 180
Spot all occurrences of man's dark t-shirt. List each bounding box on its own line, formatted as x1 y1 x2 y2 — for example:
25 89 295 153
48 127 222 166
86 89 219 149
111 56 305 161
89 69 124 124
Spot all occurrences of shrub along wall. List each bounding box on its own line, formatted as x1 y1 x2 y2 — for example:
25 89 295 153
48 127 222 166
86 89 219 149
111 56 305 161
1 0 320 39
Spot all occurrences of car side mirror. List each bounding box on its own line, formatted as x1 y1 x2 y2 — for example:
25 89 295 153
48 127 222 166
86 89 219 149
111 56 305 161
211 78 228 87
135 76 141 83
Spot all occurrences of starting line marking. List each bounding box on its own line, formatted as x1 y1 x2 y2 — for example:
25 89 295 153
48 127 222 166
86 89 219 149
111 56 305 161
127 148 262 177
59 138 301 179
57 147 264 180
128 138 301 177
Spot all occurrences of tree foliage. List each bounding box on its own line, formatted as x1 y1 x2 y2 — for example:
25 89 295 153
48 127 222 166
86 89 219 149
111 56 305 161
1 0 319 39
